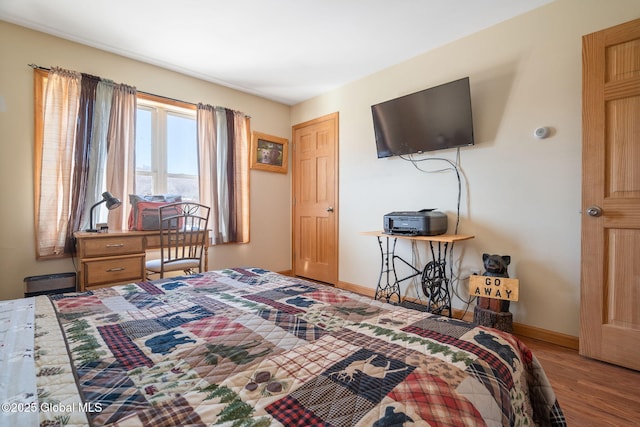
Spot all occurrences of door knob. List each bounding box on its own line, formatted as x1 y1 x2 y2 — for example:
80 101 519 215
586 205 603 217
326 207 334 212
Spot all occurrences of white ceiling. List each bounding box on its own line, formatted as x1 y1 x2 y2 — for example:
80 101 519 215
0 0 554 105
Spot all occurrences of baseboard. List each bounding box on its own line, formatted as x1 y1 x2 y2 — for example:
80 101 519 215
450 307 474 322
336 279 579 350
277 269 293 276
337 280 375 297
511 323 579 350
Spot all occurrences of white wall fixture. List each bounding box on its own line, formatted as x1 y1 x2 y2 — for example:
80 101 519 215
534 126 550 139
0 96 6 112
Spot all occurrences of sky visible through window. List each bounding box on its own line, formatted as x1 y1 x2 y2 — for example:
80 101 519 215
167 114 197 175
135 109 197 175
136 108 152 172
135 107 198 199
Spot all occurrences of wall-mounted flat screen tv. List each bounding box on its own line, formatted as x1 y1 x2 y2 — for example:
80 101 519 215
372 77 474 158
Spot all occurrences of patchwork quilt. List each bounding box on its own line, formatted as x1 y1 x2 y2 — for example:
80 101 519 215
26 268 564 426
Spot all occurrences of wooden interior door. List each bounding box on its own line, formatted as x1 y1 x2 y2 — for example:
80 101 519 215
581 18 640 371
292 112 339 284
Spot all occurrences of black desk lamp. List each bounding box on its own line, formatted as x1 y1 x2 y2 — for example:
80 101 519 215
86 191 121 232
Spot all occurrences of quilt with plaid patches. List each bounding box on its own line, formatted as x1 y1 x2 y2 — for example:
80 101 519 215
30 268 564 426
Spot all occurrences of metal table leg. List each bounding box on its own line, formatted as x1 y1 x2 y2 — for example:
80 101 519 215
374 235 421 304
421 241 453 317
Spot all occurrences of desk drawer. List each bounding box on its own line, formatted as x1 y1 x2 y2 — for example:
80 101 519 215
82 235 144 257
83 254 145 287
145 231 209 249
145 234 161 249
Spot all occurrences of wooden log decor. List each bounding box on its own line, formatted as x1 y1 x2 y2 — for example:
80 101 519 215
469 275 520 301
473 307 514 333
470 275 519 333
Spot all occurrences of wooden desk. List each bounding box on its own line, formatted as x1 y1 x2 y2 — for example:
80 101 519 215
361 231 474 244
74 230 209 291
362 231 474 315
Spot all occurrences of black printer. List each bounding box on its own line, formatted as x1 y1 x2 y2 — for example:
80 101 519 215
383 209 448 236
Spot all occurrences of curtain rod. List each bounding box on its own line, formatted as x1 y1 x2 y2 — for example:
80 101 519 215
28 63 251 117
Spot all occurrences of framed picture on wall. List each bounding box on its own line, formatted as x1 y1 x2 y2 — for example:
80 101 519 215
250 131 289 173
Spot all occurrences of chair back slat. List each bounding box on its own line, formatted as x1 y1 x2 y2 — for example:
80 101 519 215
157 202 211 277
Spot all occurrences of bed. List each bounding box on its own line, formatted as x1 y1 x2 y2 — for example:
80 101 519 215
1 268 565 426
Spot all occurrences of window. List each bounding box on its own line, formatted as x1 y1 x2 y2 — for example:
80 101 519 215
33 68 250 258
136 95 199 200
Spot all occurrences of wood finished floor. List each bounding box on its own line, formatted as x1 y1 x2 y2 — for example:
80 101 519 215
517 336 640 426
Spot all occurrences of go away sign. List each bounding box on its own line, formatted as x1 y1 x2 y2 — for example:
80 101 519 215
469 275 520 301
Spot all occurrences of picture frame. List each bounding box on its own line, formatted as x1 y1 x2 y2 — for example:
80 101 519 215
250 131 289 173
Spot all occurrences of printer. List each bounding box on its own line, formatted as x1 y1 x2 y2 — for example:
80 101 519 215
383 209 448 236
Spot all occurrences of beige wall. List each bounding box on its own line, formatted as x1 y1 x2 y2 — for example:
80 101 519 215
0 21 292 301
291 0 640 337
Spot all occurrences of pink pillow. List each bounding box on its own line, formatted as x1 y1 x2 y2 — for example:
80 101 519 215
128 194 182 230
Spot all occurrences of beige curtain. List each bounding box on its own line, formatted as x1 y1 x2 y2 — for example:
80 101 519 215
197 104 218 238
105 84 137 230
36 68 81 257
232 112 250 243
197 104 250 244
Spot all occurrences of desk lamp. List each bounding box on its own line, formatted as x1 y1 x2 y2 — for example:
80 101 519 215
86 191 121 232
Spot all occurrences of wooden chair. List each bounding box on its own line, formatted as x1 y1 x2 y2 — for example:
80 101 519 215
145 202 210 278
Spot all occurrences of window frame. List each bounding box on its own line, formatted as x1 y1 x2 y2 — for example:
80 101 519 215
135 93 199 200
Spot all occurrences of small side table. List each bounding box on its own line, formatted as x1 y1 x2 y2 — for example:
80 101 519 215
362 231 474 316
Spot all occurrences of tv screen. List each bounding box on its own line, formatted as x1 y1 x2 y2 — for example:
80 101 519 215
371 77 474 158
